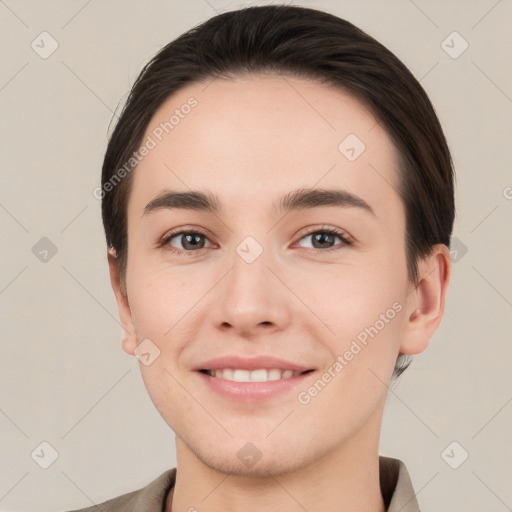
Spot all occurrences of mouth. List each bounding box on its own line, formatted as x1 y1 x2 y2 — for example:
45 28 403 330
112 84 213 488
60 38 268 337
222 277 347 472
198 368 315 383
194 355 317 401
196 367 316 402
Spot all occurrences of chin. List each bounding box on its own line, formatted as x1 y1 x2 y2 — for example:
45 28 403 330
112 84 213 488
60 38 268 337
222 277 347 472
201 450 302 478
186 434 319 479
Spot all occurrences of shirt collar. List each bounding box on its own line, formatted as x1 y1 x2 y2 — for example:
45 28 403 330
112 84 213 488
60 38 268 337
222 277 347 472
380 456 421 511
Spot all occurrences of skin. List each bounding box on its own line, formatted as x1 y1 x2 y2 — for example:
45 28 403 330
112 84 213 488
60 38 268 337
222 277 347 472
108 74 451 512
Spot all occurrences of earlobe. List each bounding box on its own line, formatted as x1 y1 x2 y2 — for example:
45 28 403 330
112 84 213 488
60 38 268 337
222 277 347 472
107 248 137 356
400 244 452 355
121 336 136 356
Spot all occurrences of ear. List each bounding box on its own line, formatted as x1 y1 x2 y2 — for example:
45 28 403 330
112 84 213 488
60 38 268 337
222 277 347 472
400 244 452 355
108 248 137 356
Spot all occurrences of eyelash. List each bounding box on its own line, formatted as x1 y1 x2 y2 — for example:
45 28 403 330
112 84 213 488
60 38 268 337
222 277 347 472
159 226 353 256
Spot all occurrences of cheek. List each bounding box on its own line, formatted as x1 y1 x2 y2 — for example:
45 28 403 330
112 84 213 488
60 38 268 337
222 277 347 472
302 258 406 334
301 257 408 394
298 275 406 429
126 260 203 333
125 262 214 399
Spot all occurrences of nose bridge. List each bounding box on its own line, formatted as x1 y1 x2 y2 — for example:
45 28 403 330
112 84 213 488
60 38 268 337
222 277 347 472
215 233 291 334
231 235 271 294
228 233 275 305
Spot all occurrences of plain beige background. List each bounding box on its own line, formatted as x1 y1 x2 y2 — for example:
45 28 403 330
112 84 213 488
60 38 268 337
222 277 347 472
1 0 511 510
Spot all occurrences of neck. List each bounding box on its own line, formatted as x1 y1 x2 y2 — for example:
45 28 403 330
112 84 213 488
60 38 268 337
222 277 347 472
166 407 386 512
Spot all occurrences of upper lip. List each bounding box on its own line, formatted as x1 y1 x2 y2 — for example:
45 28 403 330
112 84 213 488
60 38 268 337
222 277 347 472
195 355 313 373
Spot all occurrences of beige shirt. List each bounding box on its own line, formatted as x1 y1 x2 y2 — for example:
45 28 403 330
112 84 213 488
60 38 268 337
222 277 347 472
66 456 420 512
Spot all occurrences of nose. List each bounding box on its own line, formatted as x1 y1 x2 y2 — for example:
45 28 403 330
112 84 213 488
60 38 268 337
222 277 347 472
213 242 293 338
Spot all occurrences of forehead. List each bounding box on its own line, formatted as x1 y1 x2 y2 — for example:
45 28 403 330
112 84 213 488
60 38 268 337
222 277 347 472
128 74 401 220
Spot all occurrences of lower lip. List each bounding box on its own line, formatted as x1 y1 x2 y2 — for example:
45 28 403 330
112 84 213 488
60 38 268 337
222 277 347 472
195 370 315 402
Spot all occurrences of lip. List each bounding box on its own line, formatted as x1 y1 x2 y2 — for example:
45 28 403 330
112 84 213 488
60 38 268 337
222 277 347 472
195 369 316 403
195 355 313 373
194 355 316 403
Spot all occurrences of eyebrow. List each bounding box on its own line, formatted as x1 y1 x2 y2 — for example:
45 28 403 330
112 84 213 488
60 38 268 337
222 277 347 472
142 187 375 218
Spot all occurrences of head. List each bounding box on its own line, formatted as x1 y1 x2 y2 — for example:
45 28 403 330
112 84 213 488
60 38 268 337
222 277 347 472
101 5 453 475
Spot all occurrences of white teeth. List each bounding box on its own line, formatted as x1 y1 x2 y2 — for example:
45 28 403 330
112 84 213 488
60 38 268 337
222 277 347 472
222 368 234 380
206 368 302 382
249 369 268 382
233 369 250 382
267 369 282 381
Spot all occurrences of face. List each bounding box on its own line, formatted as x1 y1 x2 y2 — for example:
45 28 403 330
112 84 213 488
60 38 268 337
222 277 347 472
111 74 436 477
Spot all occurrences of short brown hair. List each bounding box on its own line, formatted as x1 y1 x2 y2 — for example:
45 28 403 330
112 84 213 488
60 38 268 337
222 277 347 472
100 5 455 378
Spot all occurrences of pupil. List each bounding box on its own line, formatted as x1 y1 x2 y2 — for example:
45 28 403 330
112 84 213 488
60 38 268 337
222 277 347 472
184 234 204 249
314 233 333 248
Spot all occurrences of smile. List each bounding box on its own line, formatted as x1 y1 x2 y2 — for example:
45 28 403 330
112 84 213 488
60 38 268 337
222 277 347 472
196 368 316 402
200 368 310 382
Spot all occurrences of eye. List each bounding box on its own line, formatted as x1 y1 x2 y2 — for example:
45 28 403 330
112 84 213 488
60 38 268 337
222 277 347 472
159 225 353 255
160 228 213 255
296 226 353 251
